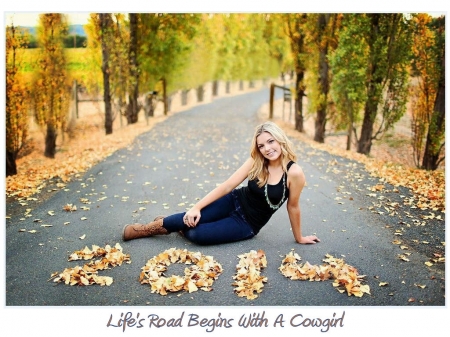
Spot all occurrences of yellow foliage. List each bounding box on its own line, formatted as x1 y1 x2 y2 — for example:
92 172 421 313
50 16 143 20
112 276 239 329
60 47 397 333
140 248 223 295
50 243 131 286
6 24 30 156
232 250 268 300
279 251 371 298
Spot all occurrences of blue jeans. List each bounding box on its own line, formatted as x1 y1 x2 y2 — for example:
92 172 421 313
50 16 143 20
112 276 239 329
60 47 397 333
162 191 255 245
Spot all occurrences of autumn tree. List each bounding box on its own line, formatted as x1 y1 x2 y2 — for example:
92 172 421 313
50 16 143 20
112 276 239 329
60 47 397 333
173 14 221 101
99 13 114 134
421 16 445 170
108 14 130 123
138 13 201 109
194 14 221 81
355 14 412 155
307 13 340 143
283 13 308 132
6 24 30 176
33 13 71 158
85 14 115 134
328 14 412 154
86 13 130 131
245 14 282 81
80 17 103 93
228 14 252 83
262 14 293 78
329 14 368 150
410 14 445 170
212 14 242 86
126 13 140 124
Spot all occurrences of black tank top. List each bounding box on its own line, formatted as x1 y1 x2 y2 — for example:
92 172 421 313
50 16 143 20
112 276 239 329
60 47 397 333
235 161 295 234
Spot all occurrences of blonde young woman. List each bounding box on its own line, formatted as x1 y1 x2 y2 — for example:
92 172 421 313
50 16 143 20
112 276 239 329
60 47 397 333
123 121 320 245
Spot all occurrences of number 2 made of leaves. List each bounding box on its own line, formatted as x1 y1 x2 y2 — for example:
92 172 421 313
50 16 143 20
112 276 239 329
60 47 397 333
49 243 131 286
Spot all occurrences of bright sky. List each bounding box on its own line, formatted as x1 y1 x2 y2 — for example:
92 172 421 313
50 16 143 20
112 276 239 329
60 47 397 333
4 12 91 26
5 9 447 28
3 0 448 27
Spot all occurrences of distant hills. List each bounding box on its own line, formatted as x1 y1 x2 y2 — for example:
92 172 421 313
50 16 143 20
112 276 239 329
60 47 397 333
17 24 86 37
69 25 86 36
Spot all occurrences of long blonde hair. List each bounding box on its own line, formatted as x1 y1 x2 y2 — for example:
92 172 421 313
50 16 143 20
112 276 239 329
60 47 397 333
248 121 297 187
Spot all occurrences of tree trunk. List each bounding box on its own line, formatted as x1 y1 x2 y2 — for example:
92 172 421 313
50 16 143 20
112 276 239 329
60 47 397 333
357 14 381 155
212 80 218 96
44 123 57 158
314 14 330 143
100 14 113 135
127 13 139 124
290 14 308 133
6 150 17 176
357 98 376 154
346 101 353 151
422 55 445 170
294 70 305 132
145 93 155 117
346 123 353 151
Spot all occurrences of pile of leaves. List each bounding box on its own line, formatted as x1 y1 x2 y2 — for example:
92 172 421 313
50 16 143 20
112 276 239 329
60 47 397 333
49 243 131 286
139 248 223 296
279 250 371 297
6 148 110 199
232 249 268 300
6 116 167 200
365 161 445 211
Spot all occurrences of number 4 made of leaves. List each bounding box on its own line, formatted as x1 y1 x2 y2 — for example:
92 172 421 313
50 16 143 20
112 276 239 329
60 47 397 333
49 243 131 286
279 251 371 297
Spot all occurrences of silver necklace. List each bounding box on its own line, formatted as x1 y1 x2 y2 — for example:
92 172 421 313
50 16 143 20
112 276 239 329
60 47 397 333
264 172 286 210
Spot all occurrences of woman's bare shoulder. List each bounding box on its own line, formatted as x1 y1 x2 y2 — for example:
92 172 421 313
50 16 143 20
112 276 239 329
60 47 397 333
288 162 304 176
287 162 305 184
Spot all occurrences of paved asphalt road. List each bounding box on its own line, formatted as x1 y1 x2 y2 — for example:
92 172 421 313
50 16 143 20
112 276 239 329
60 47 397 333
4 88 446 335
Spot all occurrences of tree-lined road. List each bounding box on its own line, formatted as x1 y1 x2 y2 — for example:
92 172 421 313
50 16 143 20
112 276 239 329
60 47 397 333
6 88 444 308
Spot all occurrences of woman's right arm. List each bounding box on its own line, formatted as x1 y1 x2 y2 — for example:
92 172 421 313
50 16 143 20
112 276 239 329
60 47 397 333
184 157 254 226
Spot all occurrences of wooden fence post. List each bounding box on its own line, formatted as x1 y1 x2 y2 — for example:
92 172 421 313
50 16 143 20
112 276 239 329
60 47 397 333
269 83 275 119
73 80 79 119
162 77 168 115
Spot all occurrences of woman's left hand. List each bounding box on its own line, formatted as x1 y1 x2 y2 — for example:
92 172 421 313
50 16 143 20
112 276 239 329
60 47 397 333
298 235 320 244
183 207 201 227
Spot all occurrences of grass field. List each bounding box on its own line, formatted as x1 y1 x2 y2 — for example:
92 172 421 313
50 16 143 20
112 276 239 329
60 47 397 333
17 47 100 85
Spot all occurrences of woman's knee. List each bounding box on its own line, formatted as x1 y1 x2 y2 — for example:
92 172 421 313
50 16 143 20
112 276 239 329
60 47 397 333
183 229 212 245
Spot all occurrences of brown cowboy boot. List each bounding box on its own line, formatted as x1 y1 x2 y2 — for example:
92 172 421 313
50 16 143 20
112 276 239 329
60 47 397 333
153 215 184 237
152 215 185 237
122 217 168 241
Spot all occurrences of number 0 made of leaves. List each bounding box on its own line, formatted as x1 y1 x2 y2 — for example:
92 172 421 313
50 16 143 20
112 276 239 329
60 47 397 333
139 247 223 295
